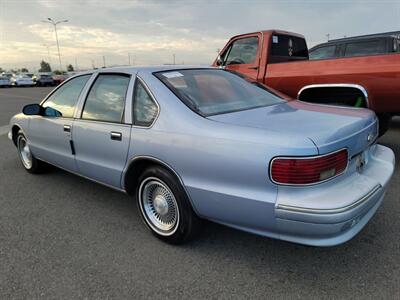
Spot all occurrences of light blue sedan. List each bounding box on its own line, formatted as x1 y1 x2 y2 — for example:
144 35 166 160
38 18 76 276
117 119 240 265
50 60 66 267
8 66 395 246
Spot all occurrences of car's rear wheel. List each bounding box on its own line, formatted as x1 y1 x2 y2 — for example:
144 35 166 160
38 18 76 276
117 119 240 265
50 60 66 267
136 166 200 244
16 131 45 173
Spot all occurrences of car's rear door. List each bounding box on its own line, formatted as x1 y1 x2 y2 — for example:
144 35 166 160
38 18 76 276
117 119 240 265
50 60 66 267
28 74 92 172
72 72 133 188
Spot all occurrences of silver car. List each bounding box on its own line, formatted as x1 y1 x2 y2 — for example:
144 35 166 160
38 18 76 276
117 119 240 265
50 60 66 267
8 66 395 246
0 76 11 87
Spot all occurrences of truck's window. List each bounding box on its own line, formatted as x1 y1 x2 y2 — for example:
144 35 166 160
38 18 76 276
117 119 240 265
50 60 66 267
309 45 336 60
344 39 386 57
155 69 284 116
270 35 308 63
224 37 258 65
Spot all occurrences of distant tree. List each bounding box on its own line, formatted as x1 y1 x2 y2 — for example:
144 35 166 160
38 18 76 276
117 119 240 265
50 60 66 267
0 67 3 73
66 64 74 72
53 70 63 75
39 60 52 72
20 67 29 73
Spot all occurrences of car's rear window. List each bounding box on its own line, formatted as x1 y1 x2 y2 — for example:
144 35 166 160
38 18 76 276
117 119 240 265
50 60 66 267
155 69 284 116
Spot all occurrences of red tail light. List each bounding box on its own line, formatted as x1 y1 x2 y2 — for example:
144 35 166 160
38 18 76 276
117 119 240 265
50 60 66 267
270 149 348 185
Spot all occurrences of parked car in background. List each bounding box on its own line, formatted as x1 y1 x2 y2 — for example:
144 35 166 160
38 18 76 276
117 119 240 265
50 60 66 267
309 31 400 60
8 66 395 246
213 29 400 135
35 74 55 86
1 72 14 80
23 73 35 79
52 74 69 85
10 74 35 87
0 76 11 87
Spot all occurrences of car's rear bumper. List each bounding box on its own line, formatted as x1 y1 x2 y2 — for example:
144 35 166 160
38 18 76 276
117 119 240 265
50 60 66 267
272 144 394 246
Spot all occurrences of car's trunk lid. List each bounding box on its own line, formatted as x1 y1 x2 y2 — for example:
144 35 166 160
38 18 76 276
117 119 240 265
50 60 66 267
207 101 378 157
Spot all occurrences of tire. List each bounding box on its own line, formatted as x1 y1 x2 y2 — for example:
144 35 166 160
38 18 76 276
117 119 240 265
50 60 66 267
377 114 391 137
16 131 45 174
136 166 201 244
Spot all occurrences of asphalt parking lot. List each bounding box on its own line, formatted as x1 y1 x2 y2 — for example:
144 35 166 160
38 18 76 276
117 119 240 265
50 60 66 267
0 87 399 299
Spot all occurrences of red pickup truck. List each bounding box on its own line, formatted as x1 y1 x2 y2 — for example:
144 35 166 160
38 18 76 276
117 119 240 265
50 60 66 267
213 30 400 135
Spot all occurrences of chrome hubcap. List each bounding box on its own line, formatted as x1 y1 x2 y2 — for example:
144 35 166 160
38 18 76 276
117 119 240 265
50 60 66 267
139 177 179 236
18 136 32 169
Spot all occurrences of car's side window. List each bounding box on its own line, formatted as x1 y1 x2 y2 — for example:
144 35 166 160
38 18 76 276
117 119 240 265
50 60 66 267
344 39 386 57
82 74 130 123
224 37 259 65
42 74 91 118
393 38 400 53
309 45 336 60
133 79 158 127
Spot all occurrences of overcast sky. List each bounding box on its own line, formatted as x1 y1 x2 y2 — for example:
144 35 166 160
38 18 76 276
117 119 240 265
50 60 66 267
0 0 399 71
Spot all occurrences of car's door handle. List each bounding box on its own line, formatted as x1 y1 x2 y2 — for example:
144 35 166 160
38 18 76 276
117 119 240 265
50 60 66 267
110 131 122 141
248 66 258 70
63 125 71 132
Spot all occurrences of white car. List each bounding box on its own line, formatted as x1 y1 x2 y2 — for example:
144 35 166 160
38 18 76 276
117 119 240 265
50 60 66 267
11 75 35 87
0 76 11 87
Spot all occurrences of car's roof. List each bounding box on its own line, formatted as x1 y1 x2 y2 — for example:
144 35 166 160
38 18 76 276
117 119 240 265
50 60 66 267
77 65 214 76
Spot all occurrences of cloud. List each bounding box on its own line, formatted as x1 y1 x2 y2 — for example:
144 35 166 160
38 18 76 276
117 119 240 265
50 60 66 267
0 0 399 70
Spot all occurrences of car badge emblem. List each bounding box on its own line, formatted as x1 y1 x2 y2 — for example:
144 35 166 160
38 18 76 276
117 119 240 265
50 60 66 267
367 132 374 142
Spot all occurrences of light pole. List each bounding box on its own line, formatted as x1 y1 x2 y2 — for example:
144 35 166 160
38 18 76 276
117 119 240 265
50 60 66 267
42 18 68 70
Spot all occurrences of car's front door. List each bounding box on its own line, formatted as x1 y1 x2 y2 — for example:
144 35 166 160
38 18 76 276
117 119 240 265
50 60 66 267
221 34 261 80
28 74 92 172
72 73 132 188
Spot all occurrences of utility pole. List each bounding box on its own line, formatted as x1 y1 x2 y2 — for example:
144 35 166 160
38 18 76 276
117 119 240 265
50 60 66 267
42 18 68 71
103 56 106 68
326 33 330 41
75 57 78 71
91 59 95 69
173 53 176 65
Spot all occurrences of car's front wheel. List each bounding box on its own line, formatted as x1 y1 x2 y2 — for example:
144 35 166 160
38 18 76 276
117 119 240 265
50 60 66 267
16 131 45 173
136 166 200 244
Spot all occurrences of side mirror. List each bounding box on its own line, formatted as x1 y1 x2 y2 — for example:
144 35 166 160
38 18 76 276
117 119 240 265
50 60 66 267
22 104 41 115
216 55 224 67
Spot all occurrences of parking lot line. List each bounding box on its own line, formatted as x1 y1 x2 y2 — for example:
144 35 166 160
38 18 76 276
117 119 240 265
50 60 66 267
0 125 9 136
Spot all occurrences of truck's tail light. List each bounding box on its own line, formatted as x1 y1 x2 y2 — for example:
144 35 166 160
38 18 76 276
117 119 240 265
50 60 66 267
270 149 348 185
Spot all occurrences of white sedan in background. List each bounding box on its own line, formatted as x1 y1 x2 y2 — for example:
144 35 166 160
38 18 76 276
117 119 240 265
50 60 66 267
11 75 35 87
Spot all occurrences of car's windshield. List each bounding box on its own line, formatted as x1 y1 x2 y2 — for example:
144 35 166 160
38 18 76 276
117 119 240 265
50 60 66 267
155 69 284 116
